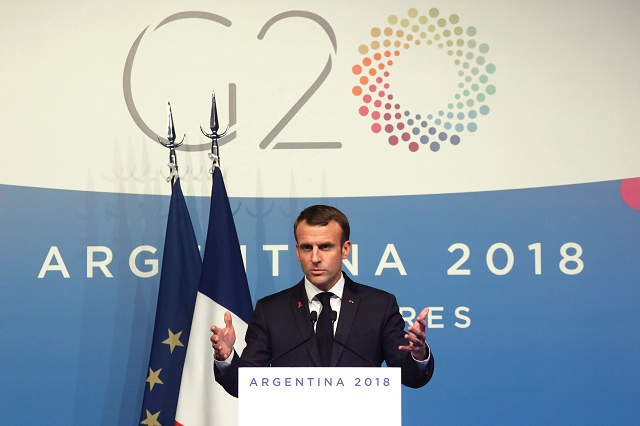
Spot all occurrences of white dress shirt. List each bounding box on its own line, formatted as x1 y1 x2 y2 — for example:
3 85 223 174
304 274 344 333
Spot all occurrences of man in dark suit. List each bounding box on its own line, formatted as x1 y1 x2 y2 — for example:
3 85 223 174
211 205 434 397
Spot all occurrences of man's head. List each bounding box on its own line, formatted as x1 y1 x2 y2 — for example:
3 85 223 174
294 205 351 291
294 205 350 245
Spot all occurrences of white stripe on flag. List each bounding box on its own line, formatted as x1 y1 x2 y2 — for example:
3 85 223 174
175 291 248 426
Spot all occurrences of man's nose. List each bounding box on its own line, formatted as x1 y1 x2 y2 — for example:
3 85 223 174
311 247 321 263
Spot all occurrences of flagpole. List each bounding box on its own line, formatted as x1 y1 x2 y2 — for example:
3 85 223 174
158 102 185 188
200 91 229 171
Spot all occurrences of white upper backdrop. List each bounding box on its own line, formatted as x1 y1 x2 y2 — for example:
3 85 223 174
2 0 639 197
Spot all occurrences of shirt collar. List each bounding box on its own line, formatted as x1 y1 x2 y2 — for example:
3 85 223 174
304 273 345 303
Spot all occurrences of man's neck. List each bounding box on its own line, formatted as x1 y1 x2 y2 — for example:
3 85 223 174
304 274 345 301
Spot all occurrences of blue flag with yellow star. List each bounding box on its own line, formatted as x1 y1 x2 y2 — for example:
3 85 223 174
139 178 202 426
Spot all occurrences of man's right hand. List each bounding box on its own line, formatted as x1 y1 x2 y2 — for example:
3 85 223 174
210 311 236 361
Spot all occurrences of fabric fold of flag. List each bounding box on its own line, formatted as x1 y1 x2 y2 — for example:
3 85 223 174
139 178 202 426
175 166 253 426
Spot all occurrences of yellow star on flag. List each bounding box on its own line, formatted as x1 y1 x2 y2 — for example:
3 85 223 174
162 329 184 353
140 409 161 426
146 368 163 391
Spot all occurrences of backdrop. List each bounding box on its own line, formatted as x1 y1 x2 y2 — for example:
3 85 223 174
1 0 640 424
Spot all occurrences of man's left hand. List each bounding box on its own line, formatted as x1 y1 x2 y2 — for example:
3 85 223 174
399 307 429 361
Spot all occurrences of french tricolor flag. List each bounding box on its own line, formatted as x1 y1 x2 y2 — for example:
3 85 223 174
175 167 253 426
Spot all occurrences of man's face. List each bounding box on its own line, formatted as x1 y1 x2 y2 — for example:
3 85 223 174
295 220 351 292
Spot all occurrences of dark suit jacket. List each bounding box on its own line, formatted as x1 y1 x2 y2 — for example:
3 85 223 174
215 274 434 397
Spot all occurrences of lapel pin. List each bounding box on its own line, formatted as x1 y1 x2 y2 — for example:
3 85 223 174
349 300 354 304
298 301 303 308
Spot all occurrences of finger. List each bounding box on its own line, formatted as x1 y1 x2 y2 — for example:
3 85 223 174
404 333 422 346
399 343 424 351
416 307 429 322
224 311 234 329
406 325 426 340
407 322 425 333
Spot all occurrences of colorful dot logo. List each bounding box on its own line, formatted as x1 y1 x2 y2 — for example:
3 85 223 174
352 8 497 153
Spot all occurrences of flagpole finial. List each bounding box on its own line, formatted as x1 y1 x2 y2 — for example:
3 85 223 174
200 90 229 172
158 102 186 186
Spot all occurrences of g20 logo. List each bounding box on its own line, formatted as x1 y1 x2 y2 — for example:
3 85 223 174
352 8 497 153
124 8 496 154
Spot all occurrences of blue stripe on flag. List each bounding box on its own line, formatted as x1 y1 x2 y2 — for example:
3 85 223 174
199 167 253 323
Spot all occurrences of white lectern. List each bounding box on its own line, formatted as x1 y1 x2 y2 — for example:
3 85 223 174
238 367 401 426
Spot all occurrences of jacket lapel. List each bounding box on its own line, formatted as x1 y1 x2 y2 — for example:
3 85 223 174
331 275 360 366
291 279 322 366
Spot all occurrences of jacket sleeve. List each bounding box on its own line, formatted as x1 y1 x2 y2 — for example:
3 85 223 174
382 293 434 388
214 350 241 398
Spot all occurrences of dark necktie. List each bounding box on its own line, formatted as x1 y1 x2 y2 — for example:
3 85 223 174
315 292 334 367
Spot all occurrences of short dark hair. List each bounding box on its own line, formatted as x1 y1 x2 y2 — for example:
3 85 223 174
294 205 350 245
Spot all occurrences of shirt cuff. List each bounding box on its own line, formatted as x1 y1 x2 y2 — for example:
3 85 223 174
214 348 235 372
411 342 431 363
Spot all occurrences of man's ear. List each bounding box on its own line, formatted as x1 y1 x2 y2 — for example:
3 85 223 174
341 241 352 259
295 243 301 262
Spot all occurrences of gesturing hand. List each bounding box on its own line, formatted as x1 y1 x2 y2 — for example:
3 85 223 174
210 311 236 361
399 307 429 361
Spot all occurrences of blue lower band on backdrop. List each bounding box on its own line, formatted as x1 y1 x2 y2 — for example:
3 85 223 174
1 179 638 425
